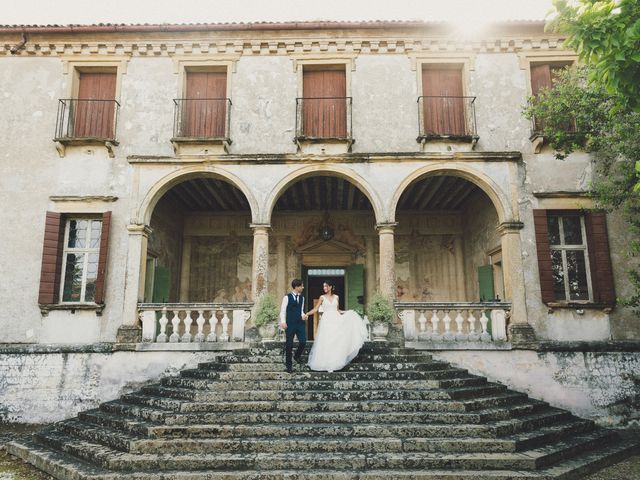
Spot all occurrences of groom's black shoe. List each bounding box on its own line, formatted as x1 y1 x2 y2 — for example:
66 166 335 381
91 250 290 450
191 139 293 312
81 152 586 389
285 366 294 374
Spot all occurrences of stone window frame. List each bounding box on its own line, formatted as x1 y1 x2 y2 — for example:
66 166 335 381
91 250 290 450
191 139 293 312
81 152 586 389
56 56 130 158
409 53 477 147
518 51 578 153
170 54 240 154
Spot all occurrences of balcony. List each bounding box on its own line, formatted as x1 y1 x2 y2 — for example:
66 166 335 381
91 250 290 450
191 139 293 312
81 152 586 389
529 116 578 154
171 98 232 155
295 97 353 154
417 95 478 148
54 99 120 157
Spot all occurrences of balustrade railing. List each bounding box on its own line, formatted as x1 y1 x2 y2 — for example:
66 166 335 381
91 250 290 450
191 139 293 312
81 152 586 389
138 303 252 344
396 302 510 344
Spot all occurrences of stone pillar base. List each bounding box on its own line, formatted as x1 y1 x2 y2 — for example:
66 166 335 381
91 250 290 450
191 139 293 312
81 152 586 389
508 323 537 347
116 325 142 344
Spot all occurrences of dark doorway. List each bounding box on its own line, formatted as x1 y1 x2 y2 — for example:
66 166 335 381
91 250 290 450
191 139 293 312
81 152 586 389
303 268 345 340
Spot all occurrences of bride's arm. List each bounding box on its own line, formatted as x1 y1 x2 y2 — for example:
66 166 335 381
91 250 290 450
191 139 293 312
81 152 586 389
305 296 323 317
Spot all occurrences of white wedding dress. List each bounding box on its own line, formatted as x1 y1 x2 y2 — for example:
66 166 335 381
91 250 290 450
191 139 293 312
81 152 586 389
307 295 368 372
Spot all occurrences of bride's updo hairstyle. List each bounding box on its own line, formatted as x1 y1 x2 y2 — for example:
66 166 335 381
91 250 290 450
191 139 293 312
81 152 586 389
323 280 336 295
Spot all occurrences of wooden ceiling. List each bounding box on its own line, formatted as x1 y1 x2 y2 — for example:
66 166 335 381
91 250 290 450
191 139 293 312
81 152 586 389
161 175 480 213
396 175 480 210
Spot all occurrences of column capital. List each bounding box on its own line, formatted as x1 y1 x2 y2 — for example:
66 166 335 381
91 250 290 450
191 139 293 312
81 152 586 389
376 222 398 234
498 221 524 235
249 223 271 234
127 224 153 237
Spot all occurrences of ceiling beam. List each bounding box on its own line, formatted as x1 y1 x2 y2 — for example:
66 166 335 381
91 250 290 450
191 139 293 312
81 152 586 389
417 175 446 210
408 178 432 209
176 182 206 210
452 184 478 209
301 178 312 210
440 178 472 209
193 179 219 210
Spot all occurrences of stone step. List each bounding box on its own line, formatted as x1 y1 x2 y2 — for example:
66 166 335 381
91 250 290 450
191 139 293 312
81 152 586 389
210 353 433 364
197 360 452 372
9 435 640 480
159 377 496 400
182 366 471 381
102 397 552 428
29 429 616 472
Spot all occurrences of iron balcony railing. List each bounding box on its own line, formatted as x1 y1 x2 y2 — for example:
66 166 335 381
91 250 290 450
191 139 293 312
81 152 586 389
417 95 477 140
55 99 120 141
173 98 232 141
530 115 578 138
295 97 352 140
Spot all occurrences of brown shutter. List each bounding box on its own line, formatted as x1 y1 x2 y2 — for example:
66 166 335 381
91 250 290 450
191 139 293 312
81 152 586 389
422 67 464 136
75 71 117 139
530 64 552 97
184 71 227 138
38 212 65 305
533 209 556 303
302 69 346 138
585 212 616 305
94 211 112 305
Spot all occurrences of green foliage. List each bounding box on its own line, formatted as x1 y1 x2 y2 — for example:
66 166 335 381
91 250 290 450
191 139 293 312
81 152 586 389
523 64 640 310
253 293 279 327
550 0 640 111
366 292 395 324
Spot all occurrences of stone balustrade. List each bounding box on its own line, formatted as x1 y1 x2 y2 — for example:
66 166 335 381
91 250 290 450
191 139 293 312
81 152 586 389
138 303 253 344
395 302 510 346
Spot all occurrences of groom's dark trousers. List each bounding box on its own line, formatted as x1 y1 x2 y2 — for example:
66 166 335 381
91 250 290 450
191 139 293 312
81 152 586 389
284 293 306 370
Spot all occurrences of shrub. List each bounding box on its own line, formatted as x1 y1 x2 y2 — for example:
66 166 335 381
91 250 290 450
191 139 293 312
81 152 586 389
367 292 395 324
254 293 279 327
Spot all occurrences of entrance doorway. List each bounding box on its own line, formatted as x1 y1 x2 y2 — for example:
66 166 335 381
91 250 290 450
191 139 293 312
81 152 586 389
303 268 345 340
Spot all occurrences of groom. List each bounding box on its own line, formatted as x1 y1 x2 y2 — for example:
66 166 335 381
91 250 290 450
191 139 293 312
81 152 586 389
279 278 308 373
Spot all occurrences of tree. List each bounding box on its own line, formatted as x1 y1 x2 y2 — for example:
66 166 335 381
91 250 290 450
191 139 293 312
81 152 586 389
550 0 640 111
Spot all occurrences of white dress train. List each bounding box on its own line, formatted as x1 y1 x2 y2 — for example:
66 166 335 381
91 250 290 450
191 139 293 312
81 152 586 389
307 295 368 372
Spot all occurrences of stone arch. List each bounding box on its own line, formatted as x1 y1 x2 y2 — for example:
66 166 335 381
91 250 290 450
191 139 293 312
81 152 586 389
137 166 260 225
263 165 384 224
389 165 513 223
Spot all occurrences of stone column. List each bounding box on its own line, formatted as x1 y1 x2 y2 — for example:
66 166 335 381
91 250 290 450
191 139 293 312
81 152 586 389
365 236 376 304
276 236 287 300
499 221 535 345
117 224 152 343
454 236 466 300
377 223 397 299
250 224 270 300
179 236 192 302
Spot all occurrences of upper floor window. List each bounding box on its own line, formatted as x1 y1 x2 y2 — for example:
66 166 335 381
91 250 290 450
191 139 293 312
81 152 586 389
298 65 350 139
530 61 574 133
175 68 230 139
418 64 477 141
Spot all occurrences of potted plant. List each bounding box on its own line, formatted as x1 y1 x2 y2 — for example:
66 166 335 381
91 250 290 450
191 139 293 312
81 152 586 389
254 293 279 341
367 292 395 341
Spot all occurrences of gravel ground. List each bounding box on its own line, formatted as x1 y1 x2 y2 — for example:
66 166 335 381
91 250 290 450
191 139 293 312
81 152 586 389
0 424 638 479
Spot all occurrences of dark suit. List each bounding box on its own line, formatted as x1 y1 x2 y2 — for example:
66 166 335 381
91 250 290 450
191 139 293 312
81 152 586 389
284 293 306 370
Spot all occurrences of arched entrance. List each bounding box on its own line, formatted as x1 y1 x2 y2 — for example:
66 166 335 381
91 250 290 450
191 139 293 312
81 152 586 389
270 174 376 338
394 174 504 303
144 176 254 304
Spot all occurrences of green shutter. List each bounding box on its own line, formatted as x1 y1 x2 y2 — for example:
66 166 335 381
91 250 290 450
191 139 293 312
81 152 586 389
346 264 364 314
478 265 495 302
152 266 171 303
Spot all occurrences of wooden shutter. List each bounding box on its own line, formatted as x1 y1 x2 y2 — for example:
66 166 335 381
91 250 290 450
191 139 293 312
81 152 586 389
75 72 117 139
302 69 347 138
422 67 465 136
533 209 556 303
184 71 227 138
530 64 552 97
346 264 364 312
94 211 112 305
38 212 65 305
585 212 616 305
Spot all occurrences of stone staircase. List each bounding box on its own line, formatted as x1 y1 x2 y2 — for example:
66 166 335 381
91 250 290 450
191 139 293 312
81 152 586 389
7 342 639 479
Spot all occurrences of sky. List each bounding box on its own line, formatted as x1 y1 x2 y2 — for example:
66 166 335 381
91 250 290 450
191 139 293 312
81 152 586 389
3 0 555 25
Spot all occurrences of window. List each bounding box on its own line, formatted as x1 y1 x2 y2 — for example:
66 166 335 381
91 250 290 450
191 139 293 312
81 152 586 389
299 66 349 139
73 71 117 139
177 69 229 138
533 210 615 306
38 211 111 307
547 214 592 301
530 62 574 133
421 65 466 137
60 218 103 303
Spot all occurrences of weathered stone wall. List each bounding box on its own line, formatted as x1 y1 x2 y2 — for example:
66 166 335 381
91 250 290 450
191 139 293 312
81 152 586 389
432 349 640 427
0 349 219 424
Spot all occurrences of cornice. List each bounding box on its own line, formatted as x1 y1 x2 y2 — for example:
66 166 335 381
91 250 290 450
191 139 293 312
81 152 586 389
0 33 569 58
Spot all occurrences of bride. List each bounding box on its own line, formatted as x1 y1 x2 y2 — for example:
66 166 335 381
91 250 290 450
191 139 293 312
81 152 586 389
305 281 368 372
